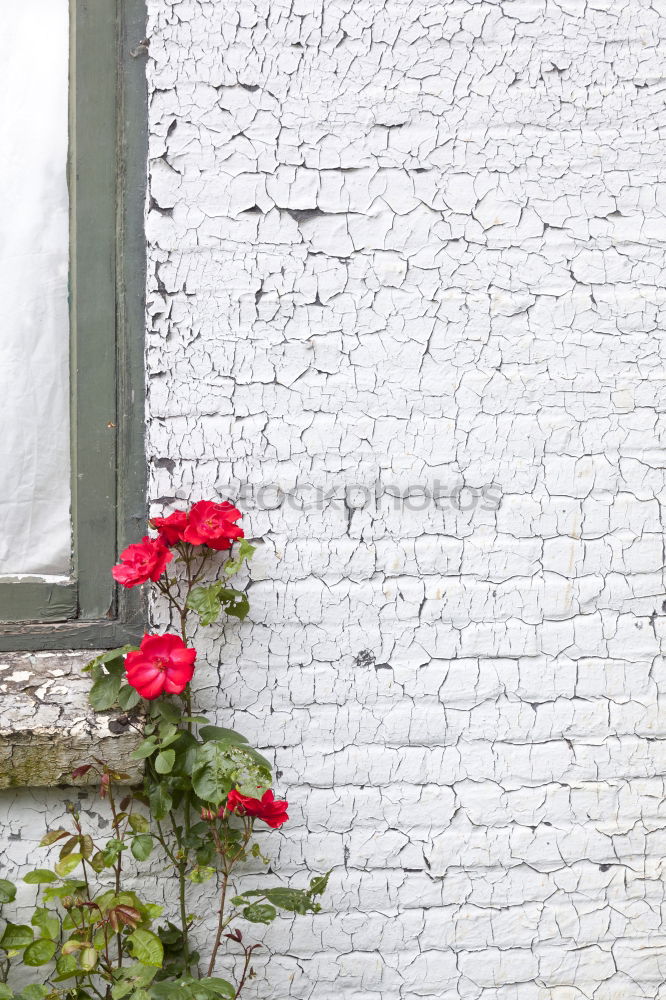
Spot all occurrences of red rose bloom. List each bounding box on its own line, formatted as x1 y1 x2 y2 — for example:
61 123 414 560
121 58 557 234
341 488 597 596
124 634 197 700
111 537 172 588
150 510 189 546
224 789 288 829
183 500 243 551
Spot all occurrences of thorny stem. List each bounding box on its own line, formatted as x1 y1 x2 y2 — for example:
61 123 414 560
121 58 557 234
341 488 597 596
180 570 194 970
155 578 184 622
72 812 92 901
155 555 206 975
157 543 240 980
207 869 229 977
154 817 179 866
234 944 259 1000
178 858 192 975
106 782 124 967
163 792 192 976
207 820 253 977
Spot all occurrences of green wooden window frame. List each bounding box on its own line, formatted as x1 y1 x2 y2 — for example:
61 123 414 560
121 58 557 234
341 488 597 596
0 0 147 651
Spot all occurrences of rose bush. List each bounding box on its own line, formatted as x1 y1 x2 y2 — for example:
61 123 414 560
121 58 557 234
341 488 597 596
0 500 327 1000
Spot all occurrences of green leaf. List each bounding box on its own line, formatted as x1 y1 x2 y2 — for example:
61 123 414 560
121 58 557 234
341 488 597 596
199 726 248 745
131 835 154 862
19 987 49 1000
96 840 125 869
84 645 135 681
90 645 135 668
263 887 319 913
39 829 69 847
157 722 179 745
43 879 86 903
194 979 236 999
150 985 183 1000
148 783 173 822
242 903 276 924
23 938 58 966
89 672 123 711
186 583 249 626
24 869 58 885
0 878 16 904
239 745 274 776
0 922 34 950
154 701 182 724
171 731 200 777
91 851 110 873
131 738 158 760
186 583 223 626
224 539 256 576
187 866 215 884
112 963 157 1000
216 586 250 621
128 928 164 968
118 684 142 710
58 835 79 860
309 870 331 896
79 946 98 972
191 743 237 806
53 953 78 980
236 884 324 915
128 813 150 834
151 979 235 1000
32 907 59 941
155 750 175 774
55 854 83 878
192 741 271 806
0 985 12 1000
80 834 94 860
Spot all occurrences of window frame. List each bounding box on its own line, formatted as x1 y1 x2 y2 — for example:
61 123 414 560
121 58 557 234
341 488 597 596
0 0 147 651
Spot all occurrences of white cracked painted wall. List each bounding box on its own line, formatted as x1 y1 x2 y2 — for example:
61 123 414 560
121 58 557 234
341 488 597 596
145 0 666 995
3 0 666 996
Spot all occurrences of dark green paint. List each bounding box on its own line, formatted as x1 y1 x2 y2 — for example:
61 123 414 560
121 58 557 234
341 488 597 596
0 0 147 648
0 583 77 625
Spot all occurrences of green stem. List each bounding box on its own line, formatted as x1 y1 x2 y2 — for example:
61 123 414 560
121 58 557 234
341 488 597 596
106 780 124 967
157 545 211 978
178 859 192 975
167 807 192 976
207 822 252 976
207 868 229 977
234 944 258 1000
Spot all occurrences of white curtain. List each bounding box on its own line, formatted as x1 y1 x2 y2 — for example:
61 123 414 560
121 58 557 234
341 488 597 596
0 0 71 576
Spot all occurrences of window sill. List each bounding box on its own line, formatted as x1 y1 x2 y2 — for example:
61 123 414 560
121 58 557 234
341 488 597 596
0 650 143 787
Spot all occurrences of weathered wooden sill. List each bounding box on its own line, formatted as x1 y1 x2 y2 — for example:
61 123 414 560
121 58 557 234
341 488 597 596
0 651 143 787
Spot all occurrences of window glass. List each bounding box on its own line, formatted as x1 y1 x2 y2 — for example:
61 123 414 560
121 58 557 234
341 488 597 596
0 0 71 575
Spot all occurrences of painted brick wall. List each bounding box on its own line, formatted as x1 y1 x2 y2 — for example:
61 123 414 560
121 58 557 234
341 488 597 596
2 1 665 998
143 0 666 996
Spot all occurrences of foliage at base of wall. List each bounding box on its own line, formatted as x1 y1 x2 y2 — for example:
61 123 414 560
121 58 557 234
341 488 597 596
0 501 327 1000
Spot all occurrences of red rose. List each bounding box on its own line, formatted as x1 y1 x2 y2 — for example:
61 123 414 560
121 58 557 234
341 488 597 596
224 789 288 829
111 537 172 588
124 634 197 700
183 500 243 551
150 510 189 546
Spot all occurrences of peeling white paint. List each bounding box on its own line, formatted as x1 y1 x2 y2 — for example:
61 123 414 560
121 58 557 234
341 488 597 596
146 0 666 994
